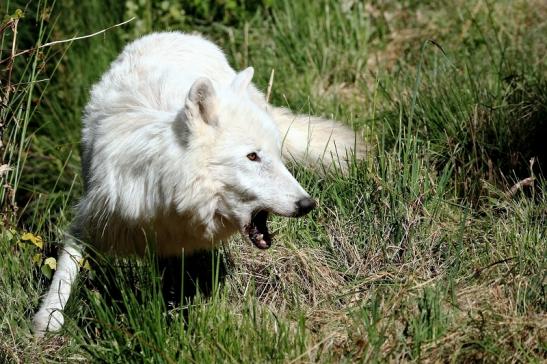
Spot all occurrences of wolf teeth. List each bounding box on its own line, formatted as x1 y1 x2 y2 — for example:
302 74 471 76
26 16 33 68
256 233 264 241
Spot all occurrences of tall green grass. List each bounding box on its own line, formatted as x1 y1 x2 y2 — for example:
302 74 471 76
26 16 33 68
1 0 545 362
0 1 86 362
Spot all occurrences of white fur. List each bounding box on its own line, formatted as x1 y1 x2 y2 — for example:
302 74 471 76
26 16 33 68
32 242 82 335
33 32 364 336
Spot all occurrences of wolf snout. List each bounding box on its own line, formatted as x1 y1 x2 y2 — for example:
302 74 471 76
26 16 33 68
293 197 316 217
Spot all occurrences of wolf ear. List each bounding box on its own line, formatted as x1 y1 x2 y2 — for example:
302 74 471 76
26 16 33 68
185 77 218 126
230 67 254 94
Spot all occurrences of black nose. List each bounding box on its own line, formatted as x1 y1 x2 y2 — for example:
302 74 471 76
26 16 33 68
294 197 316 217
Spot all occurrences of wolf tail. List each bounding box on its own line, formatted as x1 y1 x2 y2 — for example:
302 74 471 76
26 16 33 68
270 107 368 170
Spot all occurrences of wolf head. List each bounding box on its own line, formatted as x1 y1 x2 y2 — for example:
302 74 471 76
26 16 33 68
179 67 316 249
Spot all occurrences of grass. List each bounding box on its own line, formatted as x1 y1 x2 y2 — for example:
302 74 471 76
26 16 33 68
1 0 546 362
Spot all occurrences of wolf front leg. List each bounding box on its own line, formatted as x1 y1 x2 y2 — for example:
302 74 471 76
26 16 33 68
32 238 83 337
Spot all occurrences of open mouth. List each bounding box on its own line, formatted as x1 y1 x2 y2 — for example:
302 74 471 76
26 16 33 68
243 210 272 249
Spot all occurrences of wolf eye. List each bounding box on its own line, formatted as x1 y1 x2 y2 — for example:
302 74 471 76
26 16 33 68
247 152 259 161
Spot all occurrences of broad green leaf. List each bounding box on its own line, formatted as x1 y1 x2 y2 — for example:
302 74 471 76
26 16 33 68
41 265 52 279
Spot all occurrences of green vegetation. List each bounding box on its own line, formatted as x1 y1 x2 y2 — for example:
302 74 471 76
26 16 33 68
1 0 545 362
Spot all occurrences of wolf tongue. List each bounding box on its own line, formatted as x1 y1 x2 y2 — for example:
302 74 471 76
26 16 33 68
252 229 268 249
255 238 269 249
251 228 270 249
247 210 271 249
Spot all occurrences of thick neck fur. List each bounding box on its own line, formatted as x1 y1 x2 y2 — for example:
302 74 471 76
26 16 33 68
79 106 228 255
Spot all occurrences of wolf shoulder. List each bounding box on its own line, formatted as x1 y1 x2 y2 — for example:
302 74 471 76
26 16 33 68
100 32 236 93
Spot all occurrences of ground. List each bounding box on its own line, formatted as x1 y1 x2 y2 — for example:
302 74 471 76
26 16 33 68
0 0 545 362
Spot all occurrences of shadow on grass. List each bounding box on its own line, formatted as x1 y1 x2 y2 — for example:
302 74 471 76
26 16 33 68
81 248 227 330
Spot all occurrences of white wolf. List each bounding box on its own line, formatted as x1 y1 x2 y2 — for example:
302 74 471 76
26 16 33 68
33 32 365 335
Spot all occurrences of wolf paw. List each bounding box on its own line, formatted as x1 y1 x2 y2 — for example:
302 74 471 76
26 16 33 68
32 309 64 337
